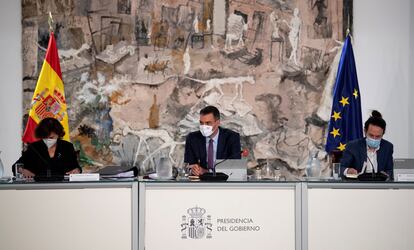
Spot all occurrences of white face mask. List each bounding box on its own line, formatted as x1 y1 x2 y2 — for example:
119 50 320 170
200 125 214 137
43 138 57 148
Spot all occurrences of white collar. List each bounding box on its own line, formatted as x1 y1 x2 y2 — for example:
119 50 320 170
366 144 380 153
206 128 220 142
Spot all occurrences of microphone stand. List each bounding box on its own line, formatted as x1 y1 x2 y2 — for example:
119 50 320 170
213 158 231 176
367 157 376 177
201 152 242 181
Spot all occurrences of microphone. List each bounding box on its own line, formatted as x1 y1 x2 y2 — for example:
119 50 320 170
46 168 52 178
358 156 388 181
367 157 376 174
200 149 248 181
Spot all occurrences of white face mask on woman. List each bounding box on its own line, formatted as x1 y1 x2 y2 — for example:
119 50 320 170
43 138 57 148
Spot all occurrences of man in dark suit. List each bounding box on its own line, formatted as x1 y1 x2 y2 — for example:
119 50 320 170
184 106 241 176
340 110 394 178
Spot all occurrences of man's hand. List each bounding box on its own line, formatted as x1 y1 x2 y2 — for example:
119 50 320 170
66 168 81 175
380 171 390 178
20 169 35 178
190 164 208 176
346 168 358 175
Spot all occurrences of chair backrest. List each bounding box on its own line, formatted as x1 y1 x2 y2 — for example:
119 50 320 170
330 150 344 163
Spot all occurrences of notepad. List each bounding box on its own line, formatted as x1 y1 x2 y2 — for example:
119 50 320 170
69 173 100 181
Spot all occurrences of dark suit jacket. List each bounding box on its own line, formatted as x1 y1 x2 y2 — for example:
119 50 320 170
184 127 241 169
13 139 81 176
340 137 394 178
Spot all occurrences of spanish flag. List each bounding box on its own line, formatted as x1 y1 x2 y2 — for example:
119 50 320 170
22 32 70 143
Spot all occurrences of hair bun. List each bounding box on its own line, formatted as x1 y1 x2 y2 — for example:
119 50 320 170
371 110 382 118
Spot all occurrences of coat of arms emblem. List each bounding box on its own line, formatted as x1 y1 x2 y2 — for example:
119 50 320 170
181 206 212 239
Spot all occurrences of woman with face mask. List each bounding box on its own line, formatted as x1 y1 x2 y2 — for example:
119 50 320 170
340 110 394 179
13 117 81 179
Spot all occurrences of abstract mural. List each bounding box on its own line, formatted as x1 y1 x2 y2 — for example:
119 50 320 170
22 0 353 179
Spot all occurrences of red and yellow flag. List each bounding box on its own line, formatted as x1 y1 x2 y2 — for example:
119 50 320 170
22 32 70 143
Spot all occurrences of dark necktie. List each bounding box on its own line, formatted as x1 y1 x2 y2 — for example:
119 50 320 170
208 139 214 170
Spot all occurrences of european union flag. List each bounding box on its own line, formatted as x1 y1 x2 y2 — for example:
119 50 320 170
325 35 363 153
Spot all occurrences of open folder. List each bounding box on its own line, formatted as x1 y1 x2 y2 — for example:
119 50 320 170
96 165 136 178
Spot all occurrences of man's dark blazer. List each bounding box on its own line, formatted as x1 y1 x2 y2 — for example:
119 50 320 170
340 137 394 178
184 127 241 169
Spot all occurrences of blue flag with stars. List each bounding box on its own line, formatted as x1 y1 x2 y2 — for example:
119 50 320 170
325 35 363 153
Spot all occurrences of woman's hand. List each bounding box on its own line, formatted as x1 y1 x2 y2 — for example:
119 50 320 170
66 168 81 175
20 169 35 178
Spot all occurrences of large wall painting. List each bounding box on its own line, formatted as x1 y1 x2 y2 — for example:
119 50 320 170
22 0 353 179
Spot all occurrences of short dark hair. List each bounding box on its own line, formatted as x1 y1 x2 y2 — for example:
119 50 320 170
35 117 66 139
200 106 220 120
364 110 386 133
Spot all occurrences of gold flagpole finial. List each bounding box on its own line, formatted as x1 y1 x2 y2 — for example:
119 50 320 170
48 12 54 33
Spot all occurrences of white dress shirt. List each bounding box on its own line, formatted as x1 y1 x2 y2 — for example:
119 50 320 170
361 145 379 173
343 145 380 175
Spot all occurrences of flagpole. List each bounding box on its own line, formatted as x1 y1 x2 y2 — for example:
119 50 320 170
346 13 353 38
48 12 54 33
345 13 353 42
347 12 350 33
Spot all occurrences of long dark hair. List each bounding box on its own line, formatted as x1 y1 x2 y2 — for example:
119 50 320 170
364 110 386 133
